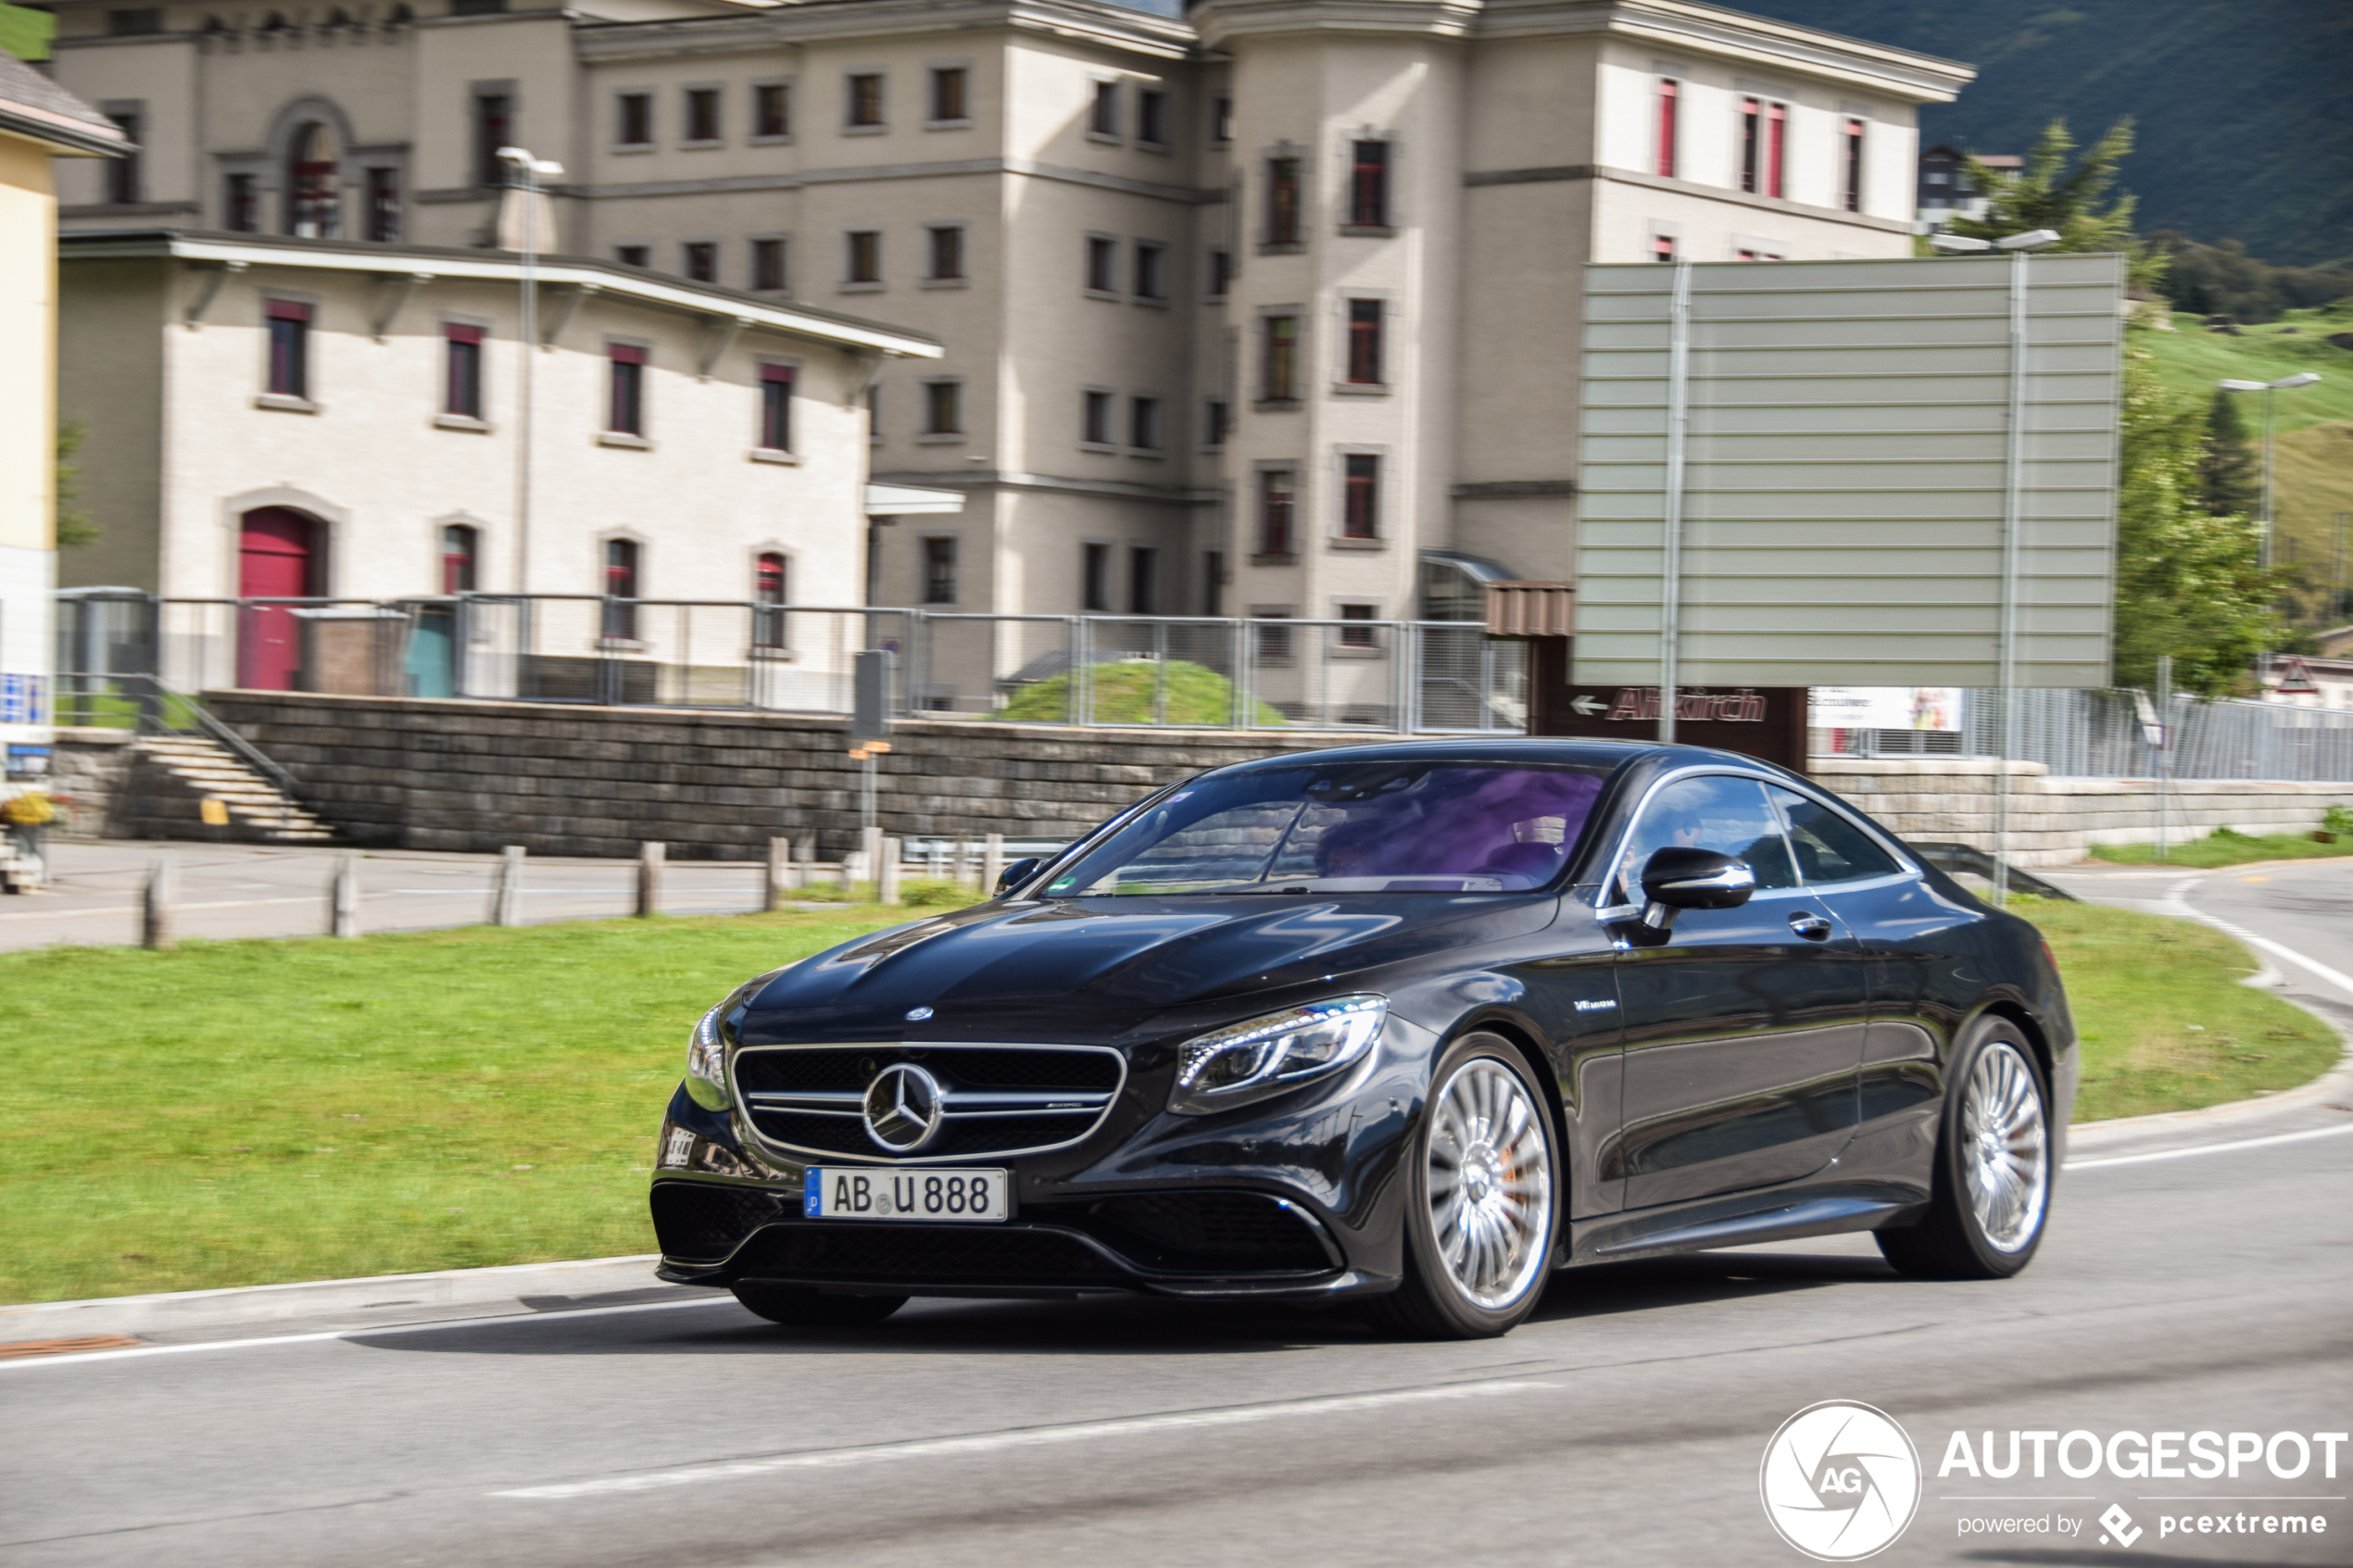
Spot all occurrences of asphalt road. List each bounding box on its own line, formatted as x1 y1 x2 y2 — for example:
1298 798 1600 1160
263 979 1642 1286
3 863 2349 1567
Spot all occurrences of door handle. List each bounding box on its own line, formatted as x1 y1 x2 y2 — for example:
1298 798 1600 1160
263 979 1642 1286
1788 910 1833 941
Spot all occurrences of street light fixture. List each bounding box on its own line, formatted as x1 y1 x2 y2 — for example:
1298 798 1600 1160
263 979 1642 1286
494 146 564 600
2219 371 2324 567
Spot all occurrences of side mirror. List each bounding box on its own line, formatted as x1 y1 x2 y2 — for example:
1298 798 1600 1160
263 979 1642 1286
1637 847 1755 931
996 856 1043 896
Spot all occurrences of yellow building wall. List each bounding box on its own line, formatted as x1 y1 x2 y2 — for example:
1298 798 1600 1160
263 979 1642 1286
0 132 56 553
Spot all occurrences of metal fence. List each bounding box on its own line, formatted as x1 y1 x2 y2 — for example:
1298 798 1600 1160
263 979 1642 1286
54 593 1528 735
1817 687 2353 783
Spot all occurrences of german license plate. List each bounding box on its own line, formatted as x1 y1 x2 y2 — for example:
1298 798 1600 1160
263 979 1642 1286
803 1167 1010 1223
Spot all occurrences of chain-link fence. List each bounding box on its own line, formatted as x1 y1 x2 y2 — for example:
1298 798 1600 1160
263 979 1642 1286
56 593 1527 736
1815 687 2353 782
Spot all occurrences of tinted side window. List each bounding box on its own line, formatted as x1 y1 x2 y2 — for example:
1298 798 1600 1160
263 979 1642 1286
1617 774 1799 896
1768 785 1902 884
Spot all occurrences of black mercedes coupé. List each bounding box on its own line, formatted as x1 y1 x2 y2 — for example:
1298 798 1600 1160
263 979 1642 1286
649 738 2074 1338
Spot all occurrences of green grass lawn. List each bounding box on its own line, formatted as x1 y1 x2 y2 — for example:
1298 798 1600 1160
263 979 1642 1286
2142 307 2353 435
2089 828 2353 869
0 895 2338 1304
2017 897 2341 1123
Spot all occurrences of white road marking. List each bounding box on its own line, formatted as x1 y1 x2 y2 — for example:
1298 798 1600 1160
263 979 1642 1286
492 1379 1562 1500
2065 1121 2353 1171
2189 914 2353 1005
0 1295 736 1372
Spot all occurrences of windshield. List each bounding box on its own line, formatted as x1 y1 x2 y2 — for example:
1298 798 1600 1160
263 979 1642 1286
1041 761 1614 897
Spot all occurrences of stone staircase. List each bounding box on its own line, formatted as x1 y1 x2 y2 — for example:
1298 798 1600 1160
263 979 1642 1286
132 734 336 844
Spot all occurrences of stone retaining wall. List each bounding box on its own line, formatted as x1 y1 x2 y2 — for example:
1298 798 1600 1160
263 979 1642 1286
50 695 2353 867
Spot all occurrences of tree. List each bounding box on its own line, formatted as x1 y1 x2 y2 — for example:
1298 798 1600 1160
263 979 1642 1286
54 420 99 549
2197 388 2261 519
2110 349 2283 696
1943 119 2165 290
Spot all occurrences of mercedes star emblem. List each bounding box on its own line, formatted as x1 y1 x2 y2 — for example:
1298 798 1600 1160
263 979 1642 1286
862 1062 946 1154
904 1006 934 1022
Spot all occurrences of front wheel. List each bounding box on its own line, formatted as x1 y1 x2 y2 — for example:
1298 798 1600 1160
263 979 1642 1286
1877 1020 2052 1280
1364 1034 1561 1339
730 1281 908 1327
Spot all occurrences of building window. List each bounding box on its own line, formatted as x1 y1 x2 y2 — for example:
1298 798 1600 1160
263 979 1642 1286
846 230 882 283
758 363 794 452
923 536 958 605
1088 79 1119 137
1082 389 1114 446
754 551 787 646
441 524 478 595
1128 547 1157 614
923 379 963 436
473 91 511 188
1338 603 1378 648
444 324 484 418
1204 398 1228 449
1202 551 1225 617
1212 96 1233 144
847 73 885 128
226 173 258 232
286 120 338 237
1262 314 1299 402
1656 79 1679 179
1086 235 1117 294
1257 469 1295 556
1346 141 1389 228
1253 612 1293 663
1653 233 1677 262
683 242 716 282
683 87 720 144
1207 247 1232 298
1741 97 1786 198
107 112 142 204
865 383 881 439
365 168 400 242
608 345 646 434
266 300 310 398
927 225 964 282
1735 247 1781 262
1129 395 1161 451
109 8 162 33
1344 299 1383 385
1265 157 1302 245
1082 543 1111 612
929 68 966 122
602 538 639 639
616 245 649 268
616 92 651 146
1133 242 1164 300
1843 117 1865 212
1138 89 1167 145
753 82 789 139
750 237 786 292
1341 454 1379 538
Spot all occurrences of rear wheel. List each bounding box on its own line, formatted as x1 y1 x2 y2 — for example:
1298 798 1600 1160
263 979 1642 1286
1877 1020 2052 1280
1364 1034 1560 1339
730 1281 908 1327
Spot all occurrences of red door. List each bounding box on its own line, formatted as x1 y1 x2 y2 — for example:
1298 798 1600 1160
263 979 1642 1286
238 508 321 690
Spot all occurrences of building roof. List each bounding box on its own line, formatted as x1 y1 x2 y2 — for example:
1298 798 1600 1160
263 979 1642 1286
57 228 943 358
0 48 131 158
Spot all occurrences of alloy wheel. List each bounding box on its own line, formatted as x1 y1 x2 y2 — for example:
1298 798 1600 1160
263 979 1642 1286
1425 1057 1554 1310
1960 1040 2048 1253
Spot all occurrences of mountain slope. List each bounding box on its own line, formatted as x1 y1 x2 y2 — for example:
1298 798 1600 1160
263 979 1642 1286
1732 1 2353 265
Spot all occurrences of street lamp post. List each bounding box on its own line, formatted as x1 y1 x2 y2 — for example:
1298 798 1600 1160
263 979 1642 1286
496 146 564 600
2219 372 2322 569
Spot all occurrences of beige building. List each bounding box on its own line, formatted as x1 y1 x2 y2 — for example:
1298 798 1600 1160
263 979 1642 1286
47 0 1969 633
2 51 127 784
57 229 939 699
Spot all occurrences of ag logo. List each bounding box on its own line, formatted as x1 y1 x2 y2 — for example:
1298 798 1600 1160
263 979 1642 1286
1759 1400 1922 1561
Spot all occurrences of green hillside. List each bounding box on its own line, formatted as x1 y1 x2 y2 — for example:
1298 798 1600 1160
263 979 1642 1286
1737 1 2353 266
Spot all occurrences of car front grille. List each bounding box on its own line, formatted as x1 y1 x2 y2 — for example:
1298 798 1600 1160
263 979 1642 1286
733 1043 1126 1162
730 1223 1123 1286
649 1180 786 1261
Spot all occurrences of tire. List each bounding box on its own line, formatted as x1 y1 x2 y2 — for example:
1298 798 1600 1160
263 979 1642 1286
1877 1018 2053 1280
1363 1033 1561 1339
730 1281 909 1327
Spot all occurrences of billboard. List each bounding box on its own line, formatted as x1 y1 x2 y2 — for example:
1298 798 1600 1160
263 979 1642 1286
1574 254 2125 689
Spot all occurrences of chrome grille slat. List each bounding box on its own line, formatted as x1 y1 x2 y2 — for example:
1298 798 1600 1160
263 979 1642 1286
733 1042 1127 1162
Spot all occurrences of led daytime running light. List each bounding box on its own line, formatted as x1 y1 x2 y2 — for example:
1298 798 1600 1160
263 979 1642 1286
1171 994 1386 1114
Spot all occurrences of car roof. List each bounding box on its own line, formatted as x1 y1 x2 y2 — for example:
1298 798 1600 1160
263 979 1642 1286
1204 736 1790 778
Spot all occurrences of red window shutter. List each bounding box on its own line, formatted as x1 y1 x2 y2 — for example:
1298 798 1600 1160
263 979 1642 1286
266 299 311 322
1656 80 1678 179
610 344 647 365
1766 102 1787 198
445 323 484 345
760 363 794 384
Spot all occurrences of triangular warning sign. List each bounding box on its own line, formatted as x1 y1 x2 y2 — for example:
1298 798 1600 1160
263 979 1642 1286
2273 655 2321 696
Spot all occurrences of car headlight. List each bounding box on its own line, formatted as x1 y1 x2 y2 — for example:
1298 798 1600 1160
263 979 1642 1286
1169 994 1386 1115
685 1003 731 1111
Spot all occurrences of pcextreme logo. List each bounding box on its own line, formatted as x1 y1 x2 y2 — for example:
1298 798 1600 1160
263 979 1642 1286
1760 1401 1924 1561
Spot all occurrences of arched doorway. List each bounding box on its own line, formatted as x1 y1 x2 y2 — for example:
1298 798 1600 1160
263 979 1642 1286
238 507 323 689
286 120 339 238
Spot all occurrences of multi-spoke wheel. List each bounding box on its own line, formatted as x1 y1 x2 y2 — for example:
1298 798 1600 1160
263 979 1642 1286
1879 1020 2052 1280
1365 1034 1559 1338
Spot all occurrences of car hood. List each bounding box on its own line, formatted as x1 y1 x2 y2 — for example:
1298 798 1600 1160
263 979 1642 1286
736 894 1557 1041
